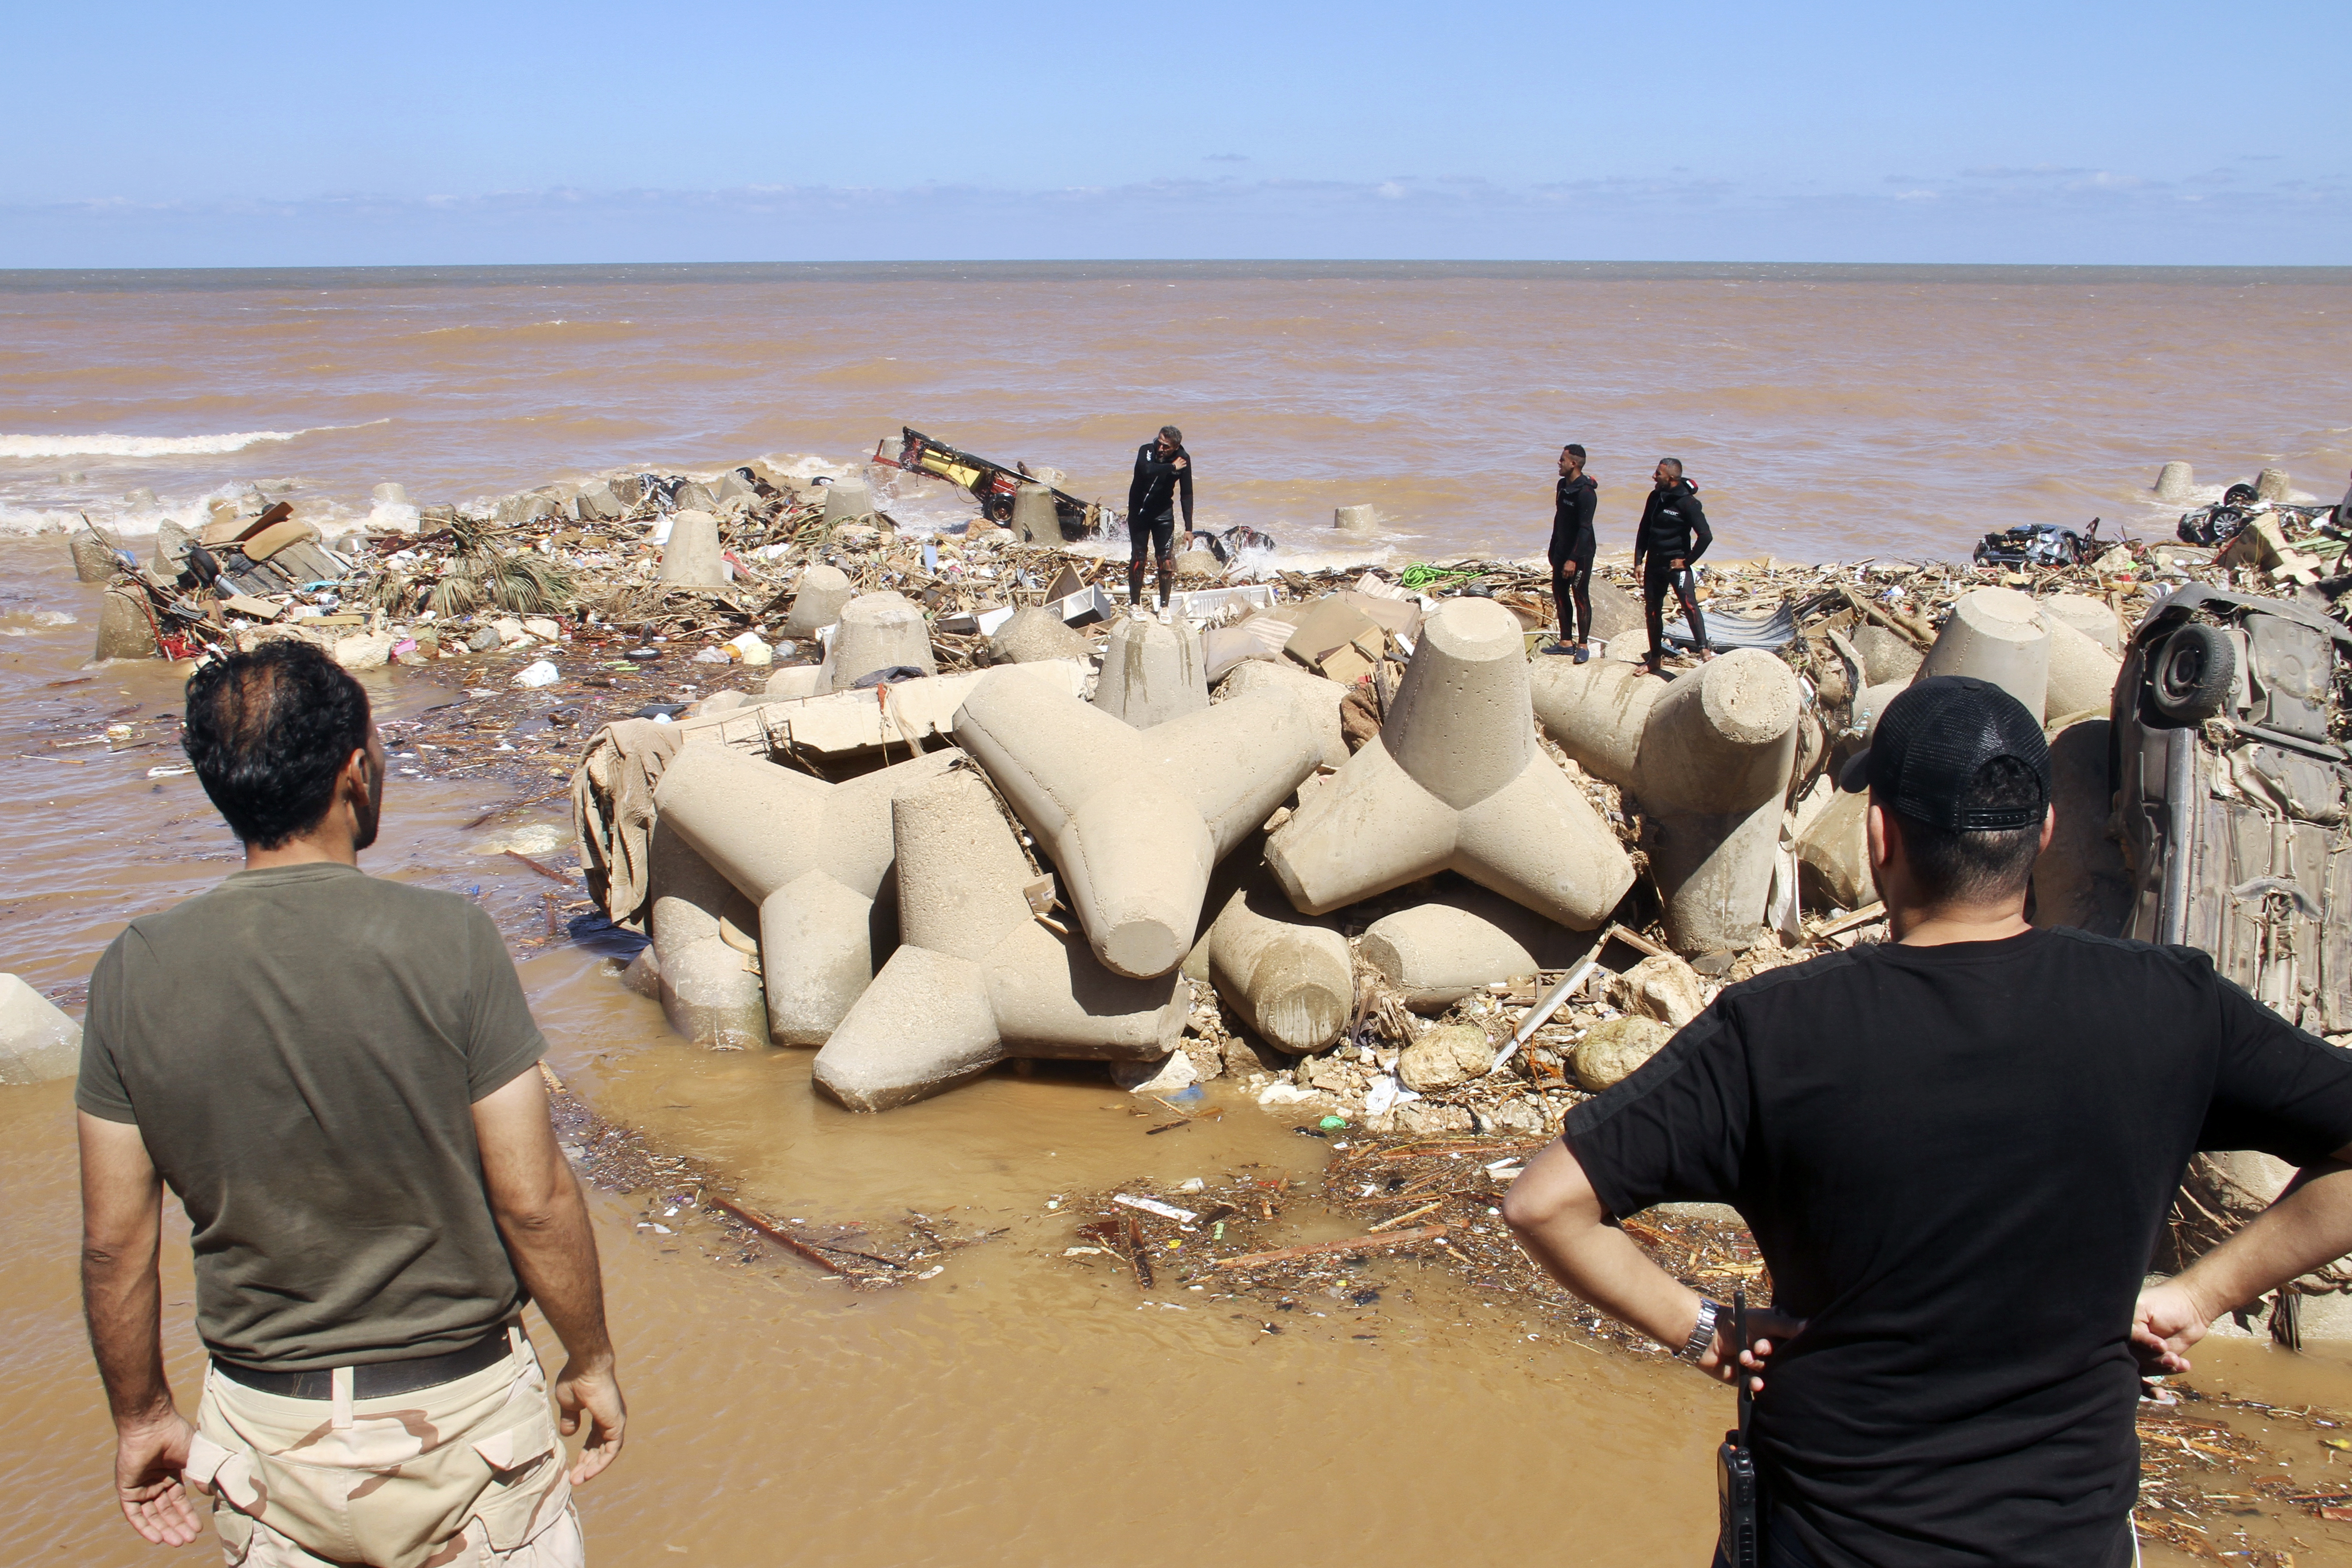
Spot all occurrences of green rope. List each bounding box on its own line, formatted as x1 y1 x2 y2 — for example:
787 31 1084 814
1397 562 1487 592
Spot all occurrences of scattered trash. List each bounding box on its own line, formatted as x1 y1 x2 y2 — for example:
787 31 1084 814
512 659 559 687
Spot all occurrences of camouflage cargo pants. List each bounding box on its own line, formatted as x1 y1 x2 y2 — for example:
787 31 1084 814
185 1326 582 1568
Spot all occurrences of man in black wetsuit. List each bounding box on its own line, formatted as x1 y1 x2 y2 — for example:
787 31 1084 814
1631 456 1712 675
1125 425 1193 615
1546 444 1598 662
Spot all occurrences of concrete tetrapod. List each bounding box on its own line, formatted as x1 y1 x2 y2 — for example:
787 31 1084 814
780 564 854 639
657 509 727 587
823 478 874 524
812 771 1189 1112
1093 614 1208 728
1199 866 1353 1055
0 972 82 1084
1360 883 1585 1011
645 822 769 1050
954 668 1324 978
1529 649 1801 952
1265 596 1635 930
651 743 963 1044
826 591 937 691
1916 587 2049 720
1216 659 1350 769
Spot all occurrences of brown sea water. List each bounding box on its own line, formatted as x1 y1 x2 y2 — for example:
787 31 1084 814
7 264 2352 1563
2 262 2348 562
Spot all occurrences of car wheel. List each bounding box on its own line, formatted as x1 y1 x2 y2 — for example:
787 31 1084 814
2152 623 2236 725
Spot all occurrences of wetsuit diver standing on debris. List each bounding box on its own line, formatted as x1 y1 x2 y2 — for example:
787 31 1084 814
1126 425 1193 616
1547 444 1598 661
1631 457 1712 675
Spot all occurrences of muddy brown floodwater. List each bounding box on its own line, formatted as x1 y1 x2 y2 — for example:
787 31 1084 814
7 531 2352 1567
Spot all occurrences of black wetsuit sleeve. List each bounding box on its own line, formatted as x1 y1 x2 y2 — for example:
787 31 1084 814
1684 491 1713 563
1177 452 1194 529
1127 445 1150 518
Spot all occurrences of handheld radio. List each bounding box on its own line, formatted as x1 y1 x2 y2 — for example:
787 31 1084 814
1716 1291 1762 1568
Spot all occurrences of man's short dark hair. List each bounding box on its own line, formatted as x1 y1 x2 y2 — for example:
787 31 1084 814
1658 456 1684 478
1879 754 2045 905
1563 444 1586 461
183 641 373 848
1158 425 1184 445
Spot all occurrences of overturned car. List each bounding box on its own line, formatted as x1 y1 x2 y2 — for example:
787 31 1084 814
2111 585 2352 1030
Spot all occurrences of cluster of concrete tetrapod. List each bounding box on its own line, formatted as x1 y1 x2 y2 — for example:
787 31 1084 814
594 534 2135 1115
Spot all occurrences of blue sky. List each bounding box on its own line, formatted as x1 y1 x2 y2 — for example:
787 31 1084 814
6 0 2345 266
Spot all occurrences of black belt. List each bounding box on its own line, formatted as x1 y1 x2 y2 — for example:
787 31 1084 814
212 1324 516 1401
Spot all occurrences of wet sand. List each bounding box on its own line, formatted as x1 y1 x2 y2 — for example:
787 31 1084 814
8 528 2352 1566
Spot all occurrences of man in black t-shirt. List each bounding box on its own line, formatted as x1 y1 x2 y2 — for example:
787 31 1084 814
1504 676 2352 1568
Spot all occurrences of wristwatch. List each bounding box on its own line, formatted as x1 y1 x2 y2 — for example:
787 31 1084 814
1679 1297 1725 1365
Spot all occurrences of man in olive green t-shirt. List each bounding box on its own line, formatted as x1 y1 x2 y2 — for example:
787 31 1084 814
77 641 626 1566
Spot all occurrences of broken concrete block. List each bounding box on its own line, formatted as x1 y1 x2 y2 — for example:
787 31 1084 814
1111 1051 1199 1094
823 478 874 524
1284 595 1383 669
1267 597 1634 930
763 665 827 701
646 823 769 1051
781 564 854 639
1915 587 2049 721
1173 549 1221 579
2154 461 2194 503
812 771 1188 1112
620 946 661 1001
1201 870 1353 1055
954 667 1324 978
657 510 728 587
989 605 1092 664
672 481 719 514
1202 614 1295 680
2042 615 2123 723
1334 504 1378 534
331 631 396 672
653 743 962 1044
572 480 624 522
70 530 119 583
91 587 159 661
1585 580 1646 649
1849 624 1922 687
1607 953 1707 1027
2041 592 2123 655
1530 648 1800 953
1359 885 1583 1012
762 663 1084 761
1572 1016 1675 1093
2257 466 2292 503
0 973 81 1084
1397 1024 1493 1091
1215 659 1349 770
1795 787 1874 913
825 591 936 691
1093 615 1208 729
713 468 757 503
1011 482 1058 544
2032 715 2130 938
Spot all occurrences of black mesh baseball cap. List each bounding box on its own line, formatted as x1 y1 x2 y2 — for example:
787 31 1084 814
1838 676 2050 831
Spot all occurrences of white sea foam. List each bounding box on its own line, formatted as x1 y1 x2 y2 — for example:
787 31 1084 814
0 430 305 460
0 420 388 462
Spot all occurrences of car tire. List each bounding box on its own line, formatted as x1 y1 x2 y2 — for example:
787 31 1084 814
2152 623 2236 725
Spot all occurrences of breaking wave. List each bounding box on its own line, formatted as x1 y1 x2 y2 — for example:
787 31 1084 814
0 421 384 460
